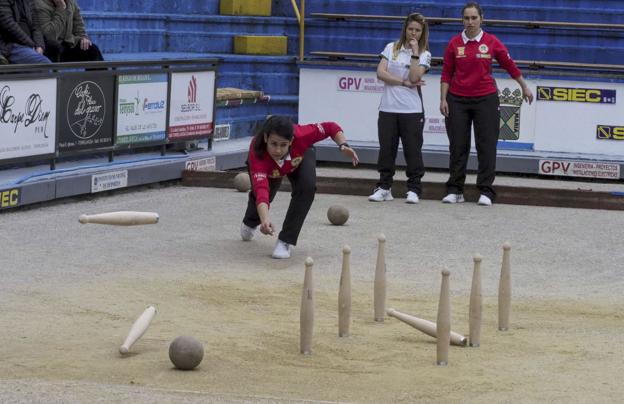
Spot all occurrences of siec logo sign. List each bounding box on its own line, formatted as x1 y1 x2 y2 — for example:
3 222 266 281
597 125 624 140
0 188 20 209
537 86 616 104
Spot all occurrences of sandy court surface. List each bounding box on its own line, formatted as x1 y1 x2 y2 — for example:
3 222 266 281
0 184 623 403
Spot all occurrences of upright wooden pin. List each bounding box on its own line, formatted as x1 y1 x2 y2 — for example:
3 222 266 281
498 242 512 331
436 270 451 366
300 257 315 354
119 305 157 355
338 245 352 337
469 254 483 347
374 234 386 322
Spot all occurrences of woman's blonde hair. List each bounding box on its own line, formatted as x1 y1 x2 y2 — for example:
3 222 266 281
392 12 429 59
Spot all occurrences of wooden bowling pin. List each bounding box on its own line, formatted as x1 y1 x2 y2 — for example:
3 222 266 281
436 270 451 366
374 234 386 322
79 211 159 226
338 245 352 337
498 242 512 331
469 254 483 347
386 308 467 346
119 305 156 354
300 257 315 354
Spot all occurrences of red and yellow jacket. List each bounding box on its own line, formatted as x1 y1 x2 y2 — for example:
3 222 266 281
248 122 342 207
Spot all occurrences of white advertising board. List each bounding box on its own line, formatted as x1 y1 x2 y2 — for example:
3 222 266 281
0 78 57 160
168 71 215 140
116 74 168 145
299 68 536 150
533 80 624 155
91 170 128 193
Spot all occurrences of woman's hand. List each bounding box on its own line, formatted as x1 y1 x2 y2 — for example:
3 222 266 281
341 146 359 166
440 99 449 117
409 39 419 55
522 85 534 104
259 219 275 236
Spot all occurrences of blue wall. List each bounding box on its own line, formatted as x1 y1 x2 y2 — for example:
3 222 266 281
79 0 624 136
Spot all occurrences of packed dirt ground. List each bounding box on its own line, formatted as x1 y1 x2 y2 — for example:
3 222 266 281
1 185 622 402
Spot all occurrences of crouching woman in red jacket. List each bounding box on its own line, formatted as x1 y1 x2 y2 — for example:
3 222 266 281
240 116 359 259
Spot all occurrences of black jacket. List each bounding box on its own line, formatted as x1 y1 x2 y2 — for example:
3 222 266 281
0 0 45 57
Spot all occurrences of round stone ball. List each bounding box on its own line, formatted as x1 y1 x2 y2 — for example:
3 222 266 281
168 336 204 370
233 172 251 192
327 205 349 226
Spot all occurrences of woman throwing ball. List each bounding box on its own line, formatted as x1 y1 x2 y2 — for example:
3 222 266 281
240 116 359 259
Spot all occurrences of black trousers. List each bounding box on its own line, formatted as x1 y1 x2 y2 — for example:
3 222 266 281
243 147 316 246
444 92 500 200
376 111 425 195
44 40 104 63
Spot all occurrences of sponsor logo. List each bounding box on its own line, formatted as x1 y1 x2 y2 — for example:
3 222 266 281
478 44 489 53
539 160 619 179
91 170 128 193
597 125 624 140
337 76 383 92
291 156 303 167
0 188 20 209
184 156 216 172
537 86 616 104
143 98 165 112
498 88 523 140
67 81 105 140
253 172 267 182
0 85 51 138
476 53 491 59
181 75 201 113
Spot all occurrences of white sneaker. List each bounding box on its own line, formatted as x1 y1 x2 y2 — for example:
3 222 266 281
442 193 465 204
240 222 257 241
477 195 492 206
406 191 419 204
368 188 393 202
272 239 292 259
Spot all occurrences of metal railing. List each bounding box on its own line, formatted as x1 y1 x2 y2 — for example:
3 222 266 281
290 0 306 60
311 12 624 31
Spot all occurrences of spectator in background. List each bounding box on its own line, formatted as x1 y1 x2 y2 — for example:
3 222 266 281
0 0 51 64
35 0 102 62
439 1 533 206
368 12 432 204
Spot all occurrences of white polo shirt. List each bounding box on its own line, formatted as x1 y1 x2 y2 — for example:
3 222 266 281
378 42 431 113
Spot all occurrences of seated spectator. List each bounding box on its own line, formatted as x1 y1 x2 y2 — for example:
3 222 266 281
35 0 102 62
0 0 51 64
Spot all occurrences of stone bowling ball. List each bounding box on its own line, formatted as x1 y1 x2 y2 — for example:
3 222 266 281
327 205 349 225
168 336 204 370
233 172 251 192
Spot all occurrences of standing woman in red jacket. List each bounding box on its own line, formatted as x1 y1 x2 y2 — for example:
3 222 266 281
440 1 533 206
240 116 359 259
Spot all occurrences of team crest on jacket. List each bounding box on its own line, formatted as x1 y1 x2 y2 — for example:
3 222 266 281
457 47 465 56
270 169 281 178
291 156 303 167
478 44 489 53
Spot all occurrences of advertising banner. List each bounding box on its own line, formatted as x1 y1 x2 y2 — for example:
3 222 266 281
116 73 168 146
58 75 114 153
0 78 56 161
298 69 536 149
168 71 215 141
533 79 624 155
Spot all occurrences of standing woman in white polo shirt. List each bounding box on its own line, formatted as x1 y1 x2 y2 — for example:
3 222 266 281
368 12 432 204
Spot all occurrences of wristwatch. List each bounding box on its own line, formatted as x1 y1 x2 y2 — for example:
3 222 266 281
338 143 350 151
